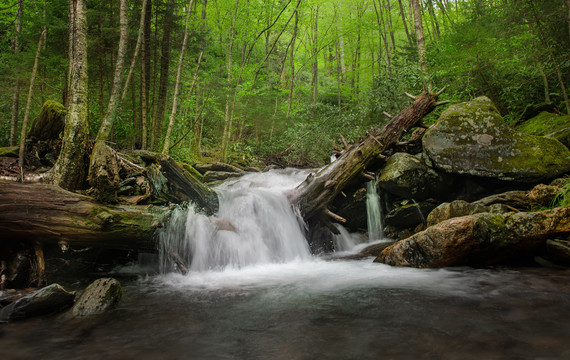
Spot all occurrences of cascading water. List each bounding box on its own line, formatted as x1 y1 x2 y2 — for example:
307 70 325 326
159 169 312 272
366 180 384 240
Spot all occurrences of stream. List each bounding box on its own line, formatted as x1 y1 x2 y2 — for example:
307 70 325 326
1 169 570 359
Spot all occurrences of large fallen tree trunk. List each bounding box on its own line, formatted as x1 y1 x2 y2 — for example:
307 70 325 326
0 180 168 252
290 89 448 222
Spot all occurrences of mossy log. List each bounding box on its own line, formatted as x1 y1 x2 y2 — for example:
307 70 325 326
0 180 167 252
290 90 447 222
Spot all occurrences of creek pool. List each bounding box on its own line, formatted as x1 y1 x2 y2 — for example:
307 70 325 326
1 259 570 360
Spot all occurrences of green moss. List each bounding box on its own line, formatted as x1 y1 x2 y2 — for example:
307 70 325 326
516 112 570 136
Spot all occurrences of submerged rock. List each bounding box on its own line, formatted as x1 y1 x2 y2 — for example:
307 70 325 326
0 284 75 322
378 152 450 201
422 97 570 183
375 206 570 268
71 278 122 317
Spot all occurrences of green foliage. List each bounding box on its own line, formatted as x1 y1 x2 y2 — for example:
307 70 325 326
552 179 570 208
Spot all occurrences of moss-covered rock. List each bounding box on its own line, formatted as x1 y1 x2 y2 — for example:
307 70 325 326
378 152 451 200
71 278 122 317
515 111 570 149
423 97 570 183
28 100 66 141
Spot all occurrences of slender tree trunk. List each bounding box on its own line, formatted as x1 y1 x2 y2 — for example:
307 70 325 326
311 6 319 104
9 0 24 147
121 0 148 102
287 7 298 120
427 0 440 39
95 0 128 142
140 0 152 149
411 0 429 90
397 0 413 46
18 28 47 177
152 0 175 151
221 0 240 161
385 0 396 50
52 0 90 191
162 0 195 155
567 0 570 41
537 61 551 103
373 0 391 75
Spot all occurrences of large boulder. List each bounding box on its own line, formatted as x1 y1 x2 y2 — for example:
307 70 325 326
71 278 122 317
422 97 570 183
377 152 450 200
0 284 75 322
375 206 570 268
516 111 570 149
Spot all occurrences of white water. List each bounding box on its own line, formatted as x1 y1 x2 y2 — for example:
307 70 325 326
366 180 384 240
159 169 312 272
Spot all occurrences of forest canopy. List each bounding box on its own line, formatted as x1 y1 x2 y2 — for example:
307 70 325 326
1 0 569 167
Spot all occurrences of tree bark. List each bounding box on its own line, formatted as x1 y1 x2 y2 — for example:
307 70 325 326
290 90 446 222
140 0 152 149
121 0 148 104
0 180 166 252
397 0 413 46
52 0 90 191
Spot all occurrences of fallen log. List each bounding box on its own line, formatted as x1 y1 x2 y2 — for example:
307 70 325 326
290 90 447 222
0 180 168 252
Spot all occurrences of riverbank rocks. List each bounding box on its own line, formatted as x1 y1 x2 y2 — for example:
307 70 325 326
375 206 570 268
377 152 450 200
71 278 122 317
422 96 570 183
0 284 75 322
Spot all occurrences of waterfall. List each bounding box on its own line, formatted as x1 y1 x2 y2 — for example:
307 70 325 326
366 180 384 241
159 169 312 272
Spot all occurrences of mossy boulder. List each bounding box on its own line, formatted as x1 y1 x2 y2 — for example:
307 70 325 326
423 97 570 183
0 284 75 322
28 100 66 141
71 278 122 317
378 152 451 200
375 206 570 268
515 111 570 149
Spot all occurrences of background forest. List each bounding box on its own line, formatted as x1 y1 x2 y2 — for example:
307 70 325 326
1 0 569 167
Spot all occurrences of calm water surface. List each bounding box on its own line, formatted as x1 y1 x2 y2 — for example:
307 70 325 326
1 260 570 360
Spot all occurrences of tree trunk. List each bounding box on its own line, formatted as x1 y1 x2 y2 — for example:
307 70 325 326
151 0 175 151
290 90 446 222
9 0 24 147
162 0 195 155
397 0 413 46
287 7 298 120
140 0 152 149
96 0 128 142
18 28 47 176
0 180 166 253
411 0 429 90
311 6 319 104
52 0 90 191
121 0 148 104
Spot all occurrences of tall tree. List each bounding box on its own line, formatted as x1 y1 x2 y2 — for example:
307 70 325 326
9 0 24 147
152 0 175 150
52 0 89 190
411 0 429 90
163 0 195 155
397 0 413 46
140 0 152 149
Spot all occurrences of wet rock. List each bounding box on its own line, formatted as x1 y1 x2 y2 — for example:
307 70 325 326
203 170 242 183
334 188 368 231
472 190 530 209
71 278 122 317
378 153 450 201
545 239 570 266
385 199 439 229
375 206 570 268
0 284 74 322
422 96 570 183
194 162 244 175
426 200 489 227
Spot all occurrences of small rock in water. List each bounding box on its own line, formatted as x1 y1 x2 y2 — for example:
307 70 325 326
71 278 122 317
0 284 75 322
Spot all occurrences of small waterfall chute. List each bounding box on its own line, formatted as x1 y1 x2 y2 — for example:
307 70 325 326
366 180 384 241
